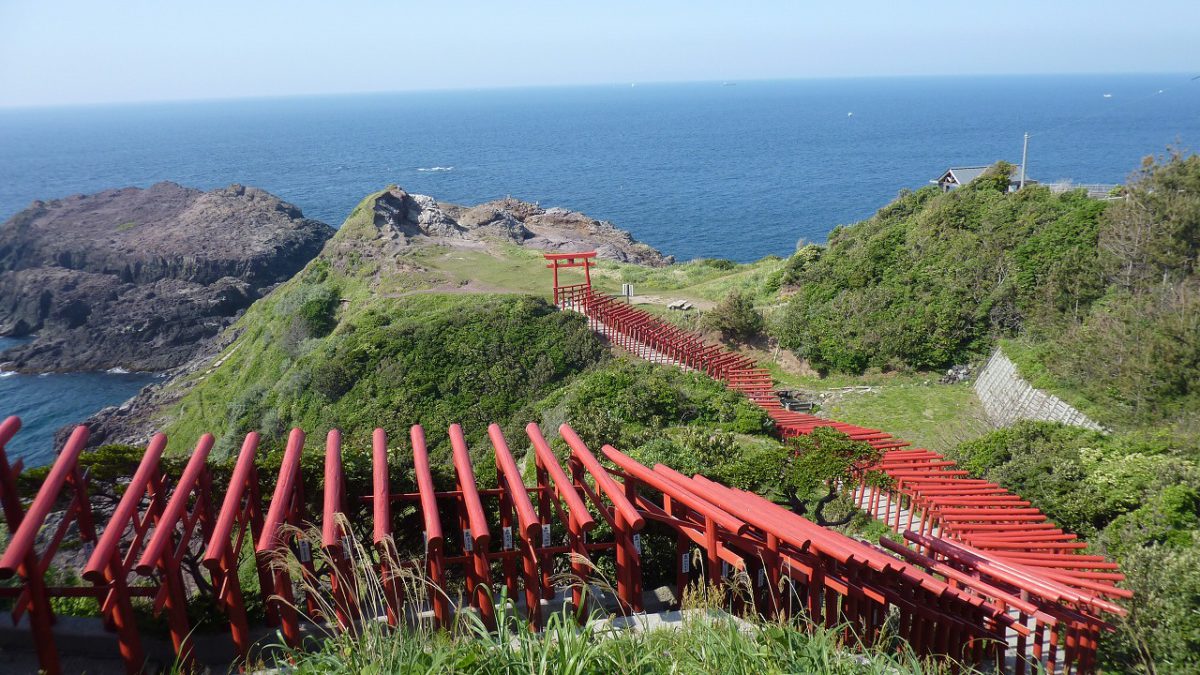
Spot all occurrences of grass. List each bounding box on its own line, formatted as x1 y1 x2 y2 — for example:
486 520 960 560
766 367 991 454
115 221 137 231
592 256 786 304
404 232 989 457
148 186 794 459
249 519 971 675
822 380 990 454
279 604 959 675
155 186 985 460
407 244 788 307
407 244 562 297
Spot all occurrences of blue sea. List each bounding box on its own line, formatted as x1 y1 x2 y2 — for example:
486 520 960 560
0 339 160 465
1 74 1197 464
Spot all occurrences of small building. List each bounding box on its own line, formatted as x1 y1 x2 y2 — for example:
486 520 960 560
932 165 1035 192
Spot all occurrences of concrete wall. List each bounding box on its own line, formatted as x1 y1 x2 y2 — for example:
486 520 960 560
973 349 1107 433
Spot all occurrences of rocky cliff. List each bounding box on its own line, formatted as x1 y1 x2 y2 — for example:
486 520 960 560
367 188 672 265
0 182 333 372
77 186 672 449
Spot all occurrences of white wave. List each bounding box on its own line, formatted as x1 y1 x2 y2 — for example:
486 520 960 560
0 371 14 378
106 367 130 374
416 166 454 172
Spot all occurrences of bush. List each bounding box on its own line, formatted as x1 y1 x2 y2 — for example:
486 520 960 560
1103 535 1200 673
700 290 764 341
538 361 771 451
697 257 738 271
169 294 610 470
947 421 1200 672
295 283 340 337
774 163 1111 373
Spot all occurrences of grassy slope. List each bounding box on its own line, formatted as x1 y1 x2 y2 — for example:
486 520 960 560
412 243 787 303
158 185 989 464
160 195 604 458
998 336 1112 424
820 380 987 454
156 193 799 459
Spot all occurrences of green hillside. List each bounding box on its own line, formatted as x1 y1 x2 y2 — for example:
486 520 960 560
155 191 787 486
772 154 1198 434
767 152 1200 671
135 154 1200 671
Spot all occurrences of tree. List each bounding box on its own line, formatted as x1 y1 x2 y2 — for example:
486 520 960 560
783 427 889 526
1101 148 1200 290
701 290 764 341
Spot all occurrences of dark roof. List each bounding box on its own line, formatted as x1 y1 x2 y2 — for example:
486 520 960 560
932 165 1030 186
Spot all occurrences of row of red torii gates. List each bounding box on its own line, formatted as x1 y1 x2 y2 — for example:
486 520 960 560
0 254 1126 674
545 252 1129 672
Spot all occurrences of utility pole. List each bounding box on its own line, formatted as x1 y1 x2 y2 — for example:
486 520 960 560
1019 132 1029 190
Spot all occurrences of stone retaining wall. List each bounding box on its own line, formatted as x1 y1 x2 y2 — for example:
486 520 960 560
973 349 1106 432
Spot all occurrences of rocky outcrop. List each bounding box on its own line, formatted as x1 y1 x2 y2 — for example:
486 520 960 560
372 188 671 265
0 182 333 372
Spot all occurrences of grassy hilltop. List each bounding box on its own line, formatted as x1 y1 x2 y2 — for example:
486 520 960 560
152 192 783 491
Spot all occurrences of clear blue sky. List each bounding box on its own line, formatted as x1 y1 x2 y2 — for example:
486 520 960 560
0 0 1195 107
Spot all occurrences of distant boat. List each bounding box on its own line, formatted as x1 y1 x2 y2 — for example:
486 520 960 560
1103 93 1113 98
847 112 853 117
722 82 736 87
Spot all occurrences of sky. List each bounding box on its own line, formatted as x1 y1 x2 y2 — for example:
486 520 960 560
0 0 1196 108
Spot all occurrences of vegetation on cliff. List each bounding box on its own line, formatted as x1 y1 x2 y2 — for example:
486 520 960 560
771 152 1199 434
62 155 1198 671
766 151 1200 673
158 195 606 464
773 162 1109 373
948 422 1200 670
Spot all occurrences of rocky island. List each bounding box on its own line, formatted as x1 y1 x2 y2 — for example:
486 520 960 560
0 182 334 372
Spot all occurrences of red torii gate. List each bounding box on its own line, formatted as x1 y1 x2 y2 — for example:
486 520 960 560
0 414 1124 673
545 252 1129 674
544 251 595 307
0 252 1127 674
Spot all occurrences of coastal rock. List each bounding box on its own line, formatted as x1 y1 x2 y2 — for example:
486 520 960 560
67 184 672 448
0 182 333 372
372 188 670 265
372 189 465 240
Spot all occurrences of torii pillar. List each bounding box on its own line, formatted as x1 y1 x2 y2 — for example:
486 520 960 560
543 251 596 307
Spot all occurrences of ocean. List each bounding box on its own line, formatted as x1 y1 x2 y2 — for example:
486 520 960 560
1 74 1197 464
0 339 160 465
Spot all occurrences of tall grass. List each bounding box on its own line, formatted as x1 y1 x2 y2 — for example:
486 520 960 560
243 519 974 675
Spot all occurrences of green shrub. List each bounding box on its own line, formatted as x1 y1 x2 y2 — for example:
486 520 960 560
696 257 738 271
700 290 765 341
295 283 340 337
948 421 1200 672
1103 534 1200 673
537 361 770 451
167 294 609 468
774 164 1111 373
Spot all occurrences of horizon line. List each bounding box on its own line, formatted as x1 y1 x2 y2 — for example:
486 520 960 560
1 70 1193 112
